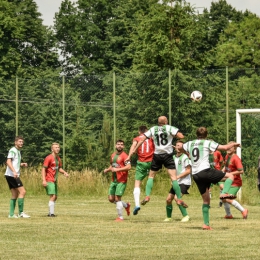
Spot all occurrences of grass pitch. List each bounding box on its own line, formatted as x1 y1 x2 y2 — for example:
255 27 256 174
0 194 259 260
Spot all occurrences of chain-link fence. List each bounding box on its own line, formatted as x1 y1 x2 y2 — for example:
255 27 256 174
0 68 260 171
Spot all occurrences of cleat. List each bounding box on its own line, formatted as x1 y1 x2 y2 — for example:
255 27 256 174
18 212 30 218
47 214 56 217
220 193 236 200
125 202 131 216
176 199 188 208
242 209 248 219
202 224 213 230
219 201 223 207
224 215 233 219
141 196 150 206
8 214 18 218
115 217 124 222
163 218 172 222
133 206 140 215
181 215 190 222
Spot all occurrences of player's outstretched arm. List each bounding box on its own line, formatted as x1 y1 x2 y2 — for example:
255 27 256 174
218 143 240 151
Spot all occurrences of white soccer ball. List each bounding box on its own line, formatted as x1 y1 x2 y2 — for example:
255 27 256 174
190 90 202 102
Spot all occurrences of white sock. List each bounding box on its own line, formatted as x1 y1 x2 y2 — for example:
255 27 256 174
121 201 127 208
116 201 123 218
224 202 231 216
133 187 141 207
231 200 244 212
49 201 55 214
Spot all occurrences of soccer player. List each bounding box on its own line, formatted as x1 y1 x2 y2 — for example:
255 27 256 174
42 142 69 217
222 141 248 219
5 136 30 218
104 139 131 221
164 140 191 222
180 127 240 230
126 116 187 208
128 126 155 215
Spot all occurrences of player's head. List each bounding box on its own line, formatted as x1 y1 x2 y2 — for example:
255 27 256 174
14 136 24 149
158 116 168 126
138 126 147 134
175 140 184 153
227 141 236 154
51 142 60 154
196 127 208 139
115 139 124 152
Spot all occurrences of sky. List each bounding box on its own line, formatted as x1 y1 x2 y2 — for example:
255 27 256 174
34 0 260 26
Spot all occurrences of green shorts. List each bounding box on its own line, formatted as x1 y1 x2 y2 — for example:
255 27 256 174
108 182 127 196
135 161 152 181
227 186 240 196
45 182 58 195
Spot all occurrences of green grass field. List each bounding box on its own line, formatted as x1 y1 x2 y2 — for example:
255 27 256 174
0 193 259 260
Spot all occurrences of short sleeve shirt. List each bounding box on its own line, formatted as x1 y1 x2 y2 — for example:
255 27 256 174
43 154 62 182
133 134 155 162
110 151 130 183
224 154 243 187
145 125 179 154
173 153 191 185
5 147 21 177
183 139 219 175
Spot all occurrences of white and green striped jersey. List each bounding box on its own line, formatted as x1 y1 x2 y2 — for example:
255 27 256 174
173 153 191 185
5 147 21 177
183 139 218 175
144 125 179 154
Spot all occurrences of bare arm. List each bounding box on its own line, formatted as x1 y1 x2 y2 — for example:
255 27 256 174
41 167 47 187
177 165 191 180
126 140 138 159
112 163 131 172
6 158 18 178
126 136 147 161
104 165 112 174
217 143 240 151
59 168 69 177
176 131 184 139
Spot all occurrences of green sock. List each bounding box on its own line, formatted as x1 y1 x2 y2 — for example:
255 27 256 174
145 178 154 196
166 204 172 218
172 181 181 199
9 199 17 216
18 198 24 214
178 205 187 217
202 204 210 225
222 178 233 194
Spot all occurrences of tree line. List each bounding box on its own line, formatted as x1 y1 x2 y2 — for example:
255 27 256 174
0 0 260 171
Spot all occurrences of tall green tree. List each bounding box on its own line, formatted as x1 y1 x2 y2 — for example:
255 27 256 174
215 16 260 68
55 0 155 75
129 0 211 71
0 0 59 78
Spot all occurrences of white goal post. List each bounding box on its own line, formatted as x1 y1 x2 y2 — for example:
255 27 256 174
236 109 260 200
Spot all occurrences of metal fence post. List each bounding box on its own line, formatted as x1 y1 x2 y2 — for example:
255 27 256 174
169 69 172 125
226 66 229 143
113 72 116 145
16 76 18 136
62 76 66 168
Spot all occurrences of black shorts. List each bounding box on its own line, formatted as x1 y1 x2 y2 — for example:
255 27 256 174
192 168 225 195
5 176 23 189
169 184 190 195
151 153 175 171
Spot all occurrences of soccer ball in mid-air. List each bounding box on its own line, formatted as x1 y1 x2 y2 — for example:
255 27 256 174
190 90 202 102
